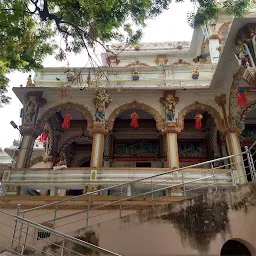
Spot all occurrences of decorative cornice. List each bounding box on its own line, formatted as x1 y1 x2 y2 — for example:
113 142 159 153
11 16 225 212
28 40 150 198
125 60 150 67
172 59 191 65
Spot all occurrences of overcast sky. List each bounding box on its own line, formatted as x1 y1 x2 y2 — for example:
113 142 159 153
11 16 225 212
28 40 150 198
0 1 194 149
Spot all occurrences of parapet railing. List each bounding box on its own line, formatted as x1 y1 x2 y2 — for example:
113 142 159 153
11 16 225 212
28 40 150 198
15 141 256 236
0 208 121 256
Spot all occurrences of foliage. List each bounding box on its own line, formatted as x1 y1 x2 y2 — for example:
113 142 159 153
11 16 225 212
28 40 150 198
0 0 254 106
186 0 253 28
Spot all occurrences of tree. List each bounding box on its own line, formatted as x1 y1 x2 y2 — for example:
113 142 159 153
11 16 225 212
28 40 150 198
0 0 253 106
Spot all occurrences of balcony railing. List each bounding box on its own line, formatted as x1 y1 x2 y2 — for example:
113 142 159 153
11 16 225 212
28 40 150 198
5 141 253 237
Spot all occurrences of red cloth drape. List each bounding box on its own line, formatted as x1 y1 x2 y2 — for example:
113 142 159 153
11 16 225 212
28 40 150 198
130 112 139 128
39 130 49 143
62 113 72 129
236 90 248 106
194 113 203 130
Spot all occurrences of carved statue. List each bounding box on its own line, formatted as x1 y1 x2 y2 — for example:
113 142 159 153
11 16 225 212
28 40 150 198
93 89 111 122
160 93 179 121
234 118 245 131
166 103 175 121
192 66 199 79
193 53 209 63
25 96 37 123
53 152 67 170
236 40 250 67
132 69 140 80
66 70 75 82
26 75 35 87
95 105 105 122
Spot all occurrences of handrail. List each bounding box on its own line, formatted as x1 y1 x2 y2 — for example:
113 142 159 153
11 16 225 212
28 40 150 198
21 148 248 213
249 140 256 150
0 208 121 256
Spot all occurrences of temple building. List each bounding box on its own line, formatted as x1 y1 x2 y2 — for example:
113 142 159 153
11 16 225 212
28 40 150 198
1 6 256 256
2 17 256 196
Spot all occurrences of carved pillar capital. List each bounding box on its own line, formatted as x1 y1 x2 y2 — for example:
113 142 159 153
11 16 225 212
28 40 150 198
221 126 242 136
90 121 109 136
215 94 226 106
19 124 42 137
162 121 182 134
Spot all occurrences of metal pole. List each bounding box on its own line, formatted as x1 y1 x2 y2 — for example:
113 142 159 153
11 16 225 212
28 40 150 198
32 226 37 243
86 194 91 227
245 146 253 181
181 169 186 199
211 162 217 191
151 178 154 209
22 223 29 254
11 204 20 248
18 212 25 246
60 240 65 256
249 150 256 180
119 186 122 218
53 207 57 229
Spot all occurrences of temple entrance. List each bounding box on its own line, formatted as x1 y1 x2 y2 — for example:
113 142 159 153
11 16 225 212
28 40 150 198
179 110 222 167
240 108 256 182
109 108 162 168
220 240 252 256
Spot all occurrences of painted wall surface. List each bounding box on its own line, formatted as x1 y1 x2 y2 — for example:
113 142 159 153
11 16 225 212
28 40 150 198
1 182 256 255
70 181 256 256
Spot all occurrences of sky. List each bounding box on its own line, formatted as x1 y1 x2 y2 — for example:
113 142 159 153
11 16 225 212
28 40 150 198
0 1 194 149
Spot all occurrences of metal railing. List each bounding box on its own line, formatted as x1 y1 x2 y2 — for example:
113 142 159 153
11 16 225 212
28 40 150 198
0 209 121 255
12 141 256 238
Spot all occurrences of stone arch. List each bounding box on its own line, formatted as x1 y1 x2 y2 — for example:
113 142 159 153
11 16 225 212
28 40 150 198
106 101 165 131
60 135 93 153
36 102 94 130
240 100 256 122
177 102 224 132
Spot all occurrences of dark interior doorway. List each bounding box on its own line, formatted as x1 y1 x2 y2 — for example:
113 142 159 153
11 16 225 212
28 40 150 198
66 189 84 196
220 240 251 256
136 162 151 167
80 160 90 167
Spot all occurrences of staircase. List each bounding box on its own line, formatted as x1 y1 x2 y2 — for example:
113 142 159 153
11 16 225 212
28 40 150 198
0 142 255 255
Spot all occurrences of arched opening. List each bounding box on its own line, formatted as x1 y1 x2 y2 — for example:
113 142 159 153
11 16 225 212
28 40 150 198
109 108 162 168
221 240 252 256
240 107 256 182
178 109 226 168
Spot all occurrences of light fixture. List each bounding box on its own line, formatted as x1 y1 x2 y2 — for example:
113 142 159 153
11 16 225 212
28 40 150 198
10 121 20 131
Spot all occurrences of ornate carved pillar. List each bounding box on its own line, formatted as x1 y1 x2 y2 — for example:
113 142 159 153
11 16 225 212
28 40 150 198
160 91 180 169
16 92 46 168
90 122 108 168
224 126 246 184
163 121 181 169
